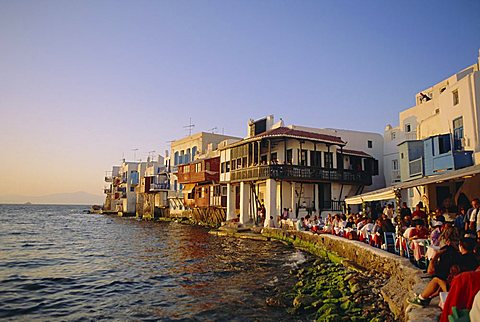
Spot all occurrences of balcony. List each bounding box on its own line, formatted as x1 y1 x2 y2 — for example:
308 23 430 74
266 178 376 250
105 176 113 182
320 200 346 211
408 157 423 178
229 164 372 185
391 169 401 182
104 187 112 194
150 182 170 191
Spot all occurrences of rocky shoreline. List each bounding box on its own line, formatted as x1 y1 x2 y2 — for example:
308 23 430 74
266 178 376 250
266 254 395 322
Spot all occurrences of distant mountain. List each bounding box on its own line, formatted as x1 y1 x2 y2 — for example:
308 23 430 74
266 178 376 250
0 191 104 205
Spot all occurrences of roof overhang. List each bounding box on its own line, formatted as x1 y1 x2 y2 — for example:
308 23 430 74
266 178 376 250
345 164 480 205
182 184 196 194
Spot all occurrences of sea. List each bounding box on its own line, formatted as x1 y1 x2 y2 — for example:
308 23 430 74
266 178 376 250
0 204 309 321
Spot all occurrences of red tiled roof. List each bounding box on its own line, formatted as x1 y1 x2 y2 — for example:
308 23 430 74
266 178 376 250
342 149 372 158
249 127 345 145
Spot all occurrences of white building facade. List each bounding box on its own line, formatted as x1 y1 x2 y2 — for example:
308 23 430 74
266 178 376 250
220 116 382 226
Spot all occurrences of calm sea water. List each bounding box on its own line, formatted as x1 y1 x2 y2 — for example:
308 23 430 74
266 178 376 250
0 204 309 321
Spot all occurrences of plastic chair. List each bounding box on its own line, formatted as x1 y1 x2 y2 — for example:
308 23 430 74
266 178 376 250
383 232 396 253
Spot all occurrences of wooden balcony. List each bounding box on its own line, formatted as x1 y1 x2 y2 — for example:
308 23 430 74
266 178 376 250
229 164 372 185
178 171 218 184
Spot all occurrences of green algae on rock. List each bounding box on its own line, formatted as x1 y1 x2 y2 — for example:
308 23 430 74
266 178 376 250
285 257 395 322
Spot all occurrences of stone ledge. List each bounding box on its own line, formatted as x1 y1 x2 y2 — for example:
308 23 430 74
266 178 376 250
261 228 441 322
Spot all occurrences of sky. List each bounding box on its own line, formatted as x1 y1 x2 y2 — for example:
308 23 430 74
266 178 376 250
1 0 480 201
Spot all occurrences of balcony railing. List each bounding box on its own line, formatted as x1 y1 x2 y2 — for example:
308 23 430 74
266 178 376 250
150 183 170 191
105 176 113 182
320 200 346 211
229 164 372 185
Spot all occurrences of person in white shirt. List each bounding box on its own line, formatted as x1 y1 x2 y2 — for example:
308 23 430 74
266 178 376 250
468 198 480 237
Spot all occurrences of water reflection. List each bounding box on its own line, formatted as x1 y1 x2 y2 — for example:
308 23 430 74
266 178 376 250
0 205 308 321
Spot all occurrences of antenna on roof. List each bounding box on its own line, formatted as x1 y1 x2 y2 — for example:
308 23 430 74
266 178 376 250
183 117 195 136
208 126 218 134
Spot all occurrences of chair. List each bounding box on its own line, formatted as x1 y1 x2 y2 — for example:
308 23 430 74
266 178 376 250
393 235 401 255
417 239 432 269
383 232 396 253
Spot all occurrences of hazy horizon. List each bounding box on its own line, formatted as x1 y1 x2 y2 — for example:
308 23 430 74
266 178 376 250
1 1 480 202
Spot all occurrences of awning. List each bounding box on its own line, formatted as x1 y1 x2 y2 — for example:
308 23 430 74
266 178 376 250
345 164 480 205
182 184 196 194
345 186 396 205
396 164 480 190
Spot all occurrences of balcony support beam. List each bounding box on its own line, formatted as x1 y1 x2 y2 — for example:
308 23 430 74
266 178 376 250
239 182 250 224
226 183 236 221
264 179 277 227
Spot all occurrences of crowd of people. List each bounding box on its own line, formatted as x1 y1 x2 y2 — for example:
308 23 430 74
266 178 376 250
280 198 480 321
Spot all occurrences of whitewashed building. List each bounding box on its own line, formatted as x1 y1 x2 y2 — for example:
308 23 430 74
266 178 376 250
220 116 382 226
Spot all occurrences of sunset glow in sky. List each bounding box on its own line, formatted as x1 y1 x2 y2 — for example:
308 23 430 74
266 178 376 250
1 1 480 201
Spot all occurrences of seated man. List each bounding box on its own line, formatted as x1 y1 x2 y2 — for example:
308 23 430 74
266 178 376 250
441 269 480 322
295 217 305 231
408 237 478 307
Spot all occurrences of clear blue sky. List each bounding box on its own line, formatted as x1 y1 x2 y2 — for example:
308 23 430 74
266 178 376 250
1 0 480 198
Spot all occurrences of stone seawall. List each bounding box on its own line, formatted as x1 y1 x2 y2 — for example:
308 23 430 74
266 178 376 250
261 228 441 322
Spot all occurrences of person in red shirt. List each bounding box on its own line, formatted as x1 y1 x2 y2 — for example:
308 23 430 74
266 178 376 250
412 203 427 221
440 269 480 322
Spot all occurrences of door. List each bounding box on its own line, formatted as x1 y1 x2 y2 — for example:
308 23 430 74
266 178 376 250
318 183 332 211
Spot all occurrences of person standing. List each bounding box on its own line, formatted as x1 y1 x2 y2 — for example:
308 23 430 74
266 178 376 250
467 198 480 237
400 202 412 220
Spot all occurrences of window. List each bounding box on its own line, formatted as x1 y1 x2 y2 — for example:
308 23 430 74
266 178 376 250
221 186 227 196
367 140 373 148
401 153 404 159
438 136 451 154
226 161 230 172
206 161 211 171
392 159 399 171
453 90 459 106
130 187 135 192
440 87 446 94
453 117 464 150
405 124 411 132
179 150 184 164
191 146 197 161
174 152 179 165
391 132 396 140
221 162 225 173
231 159 236 170
310 151 321 167
186 148 191 163
270 153 277 163
300 150 308 166
286 149 293 164
324 152 333 168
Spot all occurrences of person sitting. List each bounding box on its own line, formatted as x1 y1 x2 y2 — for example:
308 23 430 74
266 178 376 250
440 268 480 322
268 216 276 228
370 219 383 247
412 203 427 221
332 214 343 235
408 237 478 307
380 214 396 233
403 219 429 261
295 217 304 231
359 218 374 242
430 220 444 247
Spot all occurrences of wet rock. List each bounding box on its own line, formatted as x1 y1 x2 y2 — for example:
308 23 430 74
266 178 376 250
293 294 314 309
266 295 286 307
